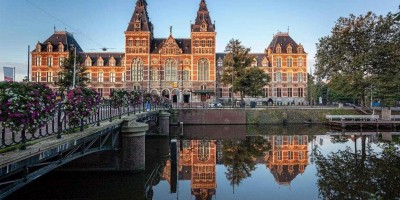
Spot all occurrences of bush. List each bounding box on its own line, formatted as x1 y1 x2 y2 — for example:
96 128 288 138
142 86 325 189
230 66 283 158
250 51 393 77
0 82 57 133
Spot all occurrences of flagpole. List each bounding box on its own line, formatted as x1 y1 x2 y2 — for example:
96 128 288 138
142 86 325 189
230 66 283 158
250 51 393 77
13 67 16 82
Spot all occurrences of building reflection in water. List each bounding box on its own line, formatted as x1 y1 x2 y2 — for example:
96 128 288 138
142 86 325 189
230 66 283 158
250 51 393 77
162 136 308 199
265 135 308 185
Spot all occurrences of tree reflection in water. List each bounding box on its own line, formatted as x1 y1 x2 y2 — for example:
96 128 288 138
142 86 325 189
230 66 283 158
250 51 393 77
315 137 400 199
222 136 271 187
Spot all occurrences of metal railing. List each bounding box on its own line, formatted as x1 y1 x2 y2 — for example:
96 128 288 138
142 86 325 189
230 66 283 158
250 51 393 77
0 99 163 151
326 115 380 121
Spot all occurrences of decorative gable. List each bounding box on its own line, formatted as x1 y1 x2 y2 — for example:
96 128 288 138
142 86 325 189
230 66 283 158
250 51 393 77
160 36 182 55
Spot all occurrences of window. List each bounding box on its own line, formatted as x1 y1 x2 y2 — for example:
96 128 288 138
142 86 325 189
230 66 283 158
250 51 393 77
277 151 283 160
131 58 143 81
183 70 190 81
97 58 104 66
276 72 282 83
134 85 141 90
109 58 116 67
297 73 303 82
59 57 65 67
198 58 209 81
262 58 269 67
194 39 199 47
289 136 294 145
151 68 158 81
277 88 282 97
85 58 92 67
287 46 292 54
288 88 292 97
47 57 53 67
201 39 205 47
36 57 42 66
207 39 212 47
276 46 281 53
128 38 133 47
35 72 41 82
297 58 303 67
201 85 207 90
98 72 104 82
46 72 53 82
135 39 140 46
299 151 305 160
288 73 292 83
165 58 177 81
298 88 304 97
110 72 115 83
287 58 292 67
298 136 304 145
87 72 92 82
197 140 210 162
58 44 64 52
47 45 52 52
121 72 125 82
217 59 223 67
288 151 294 160
97 88 103 97
142 39 146 47
276 58 282 67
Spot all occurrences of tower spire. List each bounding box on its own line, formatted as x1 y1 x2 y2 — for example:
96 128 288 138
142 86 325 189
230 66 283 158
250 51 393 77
192 0 215 32
127 0 153 34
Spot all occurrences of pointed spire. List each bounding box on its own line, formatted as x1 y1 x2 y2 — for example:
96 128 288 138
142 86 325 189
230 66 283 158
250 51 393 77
127 0 153 33
192 0 215 32
170 26 173 36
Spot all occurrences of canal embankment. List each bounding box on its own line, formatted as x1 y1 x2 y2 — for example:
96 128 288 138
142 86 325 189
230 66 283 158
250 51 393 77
177 107 360 125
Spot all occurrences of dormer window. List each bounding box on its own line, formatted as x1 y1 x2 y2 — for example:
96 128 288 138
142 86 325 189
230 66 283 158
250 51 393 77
297 44 303 53
58 43 64 52
97 57 104 66
276 45 281 53
287 46 292 54
251 58 257 67
262 57 269 67
36 44 41 52
109 57 116 67
85 57 92 67
47 44 53 52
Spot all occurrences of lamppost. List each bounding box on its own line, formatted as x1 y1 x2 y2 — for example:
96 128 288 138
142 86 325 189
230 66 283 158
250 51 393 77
231 66 234 108
70 45 77 89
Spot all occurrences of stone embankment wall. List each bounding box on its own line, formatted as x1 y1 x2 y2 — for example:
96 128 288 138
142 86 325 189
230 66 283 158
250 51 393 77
178 108 360 125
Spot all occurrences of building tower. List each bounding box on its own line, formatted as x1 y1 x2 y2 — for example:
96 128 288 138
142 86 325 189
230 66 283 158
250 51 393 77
125 0 154 91
191 0 217 102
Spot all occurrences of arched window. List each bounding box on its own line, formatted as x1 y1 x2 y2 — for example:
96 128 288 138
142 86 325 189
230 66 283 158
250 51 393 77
165 58 177 81
131 58 143 81
197 140 210 162
198 58 209 81
183 69 190 81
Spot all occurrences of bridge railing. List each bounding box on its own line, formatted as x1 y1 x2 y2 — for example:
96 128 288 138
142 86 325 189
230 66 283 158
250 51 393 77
326 115 380 121
0 99 163 151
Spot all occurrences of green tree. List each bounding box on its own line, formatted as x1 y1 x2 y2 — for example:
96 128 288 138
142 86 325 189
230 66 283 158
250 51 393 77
222 39 269 101
55 48 89 92
315 12 400 107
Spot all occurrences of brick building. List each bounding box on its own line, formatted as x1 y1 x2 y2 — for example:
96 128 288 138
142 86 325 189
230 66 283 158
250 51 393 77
31 0 307 104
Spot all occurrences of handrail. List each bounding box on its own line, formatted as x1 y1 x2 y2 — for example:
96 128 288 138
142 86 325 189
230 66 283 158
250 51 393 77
326 115 380 121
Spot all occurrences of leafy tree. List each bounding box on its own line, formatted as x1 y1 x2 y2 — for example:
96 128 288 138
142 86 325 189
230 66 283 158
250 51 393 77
222 39 269 101
55 48 89 92
315 12 400 107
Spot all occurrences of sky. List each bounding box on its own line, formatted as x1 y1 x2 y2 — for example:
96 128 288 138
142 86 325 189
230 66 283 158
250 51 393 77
0 0 398 81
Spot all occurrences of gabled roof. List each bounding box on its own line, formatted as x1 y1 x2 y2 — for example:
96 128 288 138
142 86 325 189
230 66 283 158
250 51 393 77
150 38 192 54
268 32 305 54
34 31 83 52
80 52 125 66
126 0 153 33
191 0 215 32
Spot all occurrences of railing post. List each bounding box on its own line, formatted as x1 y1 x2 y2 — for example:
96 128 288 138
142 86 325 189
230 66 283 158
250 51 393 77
97 107 100 126
109 99 112 122
57 103 62 139
20 129 26 150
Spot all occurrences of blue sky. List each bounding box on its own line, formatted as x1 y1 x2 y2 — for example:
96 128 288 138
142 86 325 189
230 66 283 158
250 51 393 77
0 0 398 80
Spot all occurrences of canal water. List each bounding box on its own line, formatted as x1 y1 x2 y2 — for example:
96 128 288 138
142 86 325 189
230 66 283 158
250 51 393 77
6 125 400 200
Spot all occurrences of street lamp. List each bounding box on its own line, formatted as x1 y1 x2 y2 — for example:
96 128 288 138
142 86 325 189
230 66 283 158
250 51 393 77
70 45 77 89
231 66 234 108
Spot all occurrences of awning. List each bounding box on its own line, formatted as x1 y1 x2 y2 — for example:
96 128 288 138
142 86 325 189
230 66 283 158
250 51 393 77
192 90 215 94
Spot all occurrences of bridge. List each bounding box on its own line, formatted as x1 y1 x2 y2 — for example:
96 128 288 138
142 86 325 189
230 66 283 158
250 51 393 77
326 114 400 129
0 103 172 199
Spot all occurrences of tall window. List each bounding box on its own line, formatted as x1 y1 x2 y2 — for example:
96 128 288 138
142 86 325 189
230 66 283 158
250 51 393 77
298 136 304 145
59 57 65 66
131 58 143 81
35 72 41 82
47 57 53 67
165 58 177 81
297 58 303 67
36 57 41 66
121 72 125 82
288 73 292 83
151 68 158 81
198 140 210 162
288 88 292 97
276 58 282 67
110 72 115 83
298 88 304 97
276 72 282 83
277 151 283 160
46 72 53 82
297 73 303 82
287 58 292 67
277 88 282 97
288 151 294 160
98 72 104 83
183 70 190 81
198 58 209 81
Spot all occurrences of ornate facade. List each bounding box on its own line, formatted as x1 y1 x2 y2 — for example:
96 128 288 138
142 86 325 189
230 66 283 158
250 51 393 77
31 0 307 104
